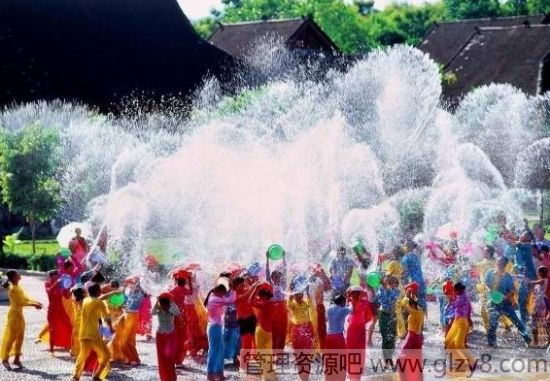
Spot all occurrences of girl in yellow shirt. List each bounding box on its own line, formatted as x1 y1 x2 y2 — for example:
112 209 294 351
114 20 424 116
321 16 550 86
70 286 86 359
398 296 424 381
1 269 43 370
288 280 314 381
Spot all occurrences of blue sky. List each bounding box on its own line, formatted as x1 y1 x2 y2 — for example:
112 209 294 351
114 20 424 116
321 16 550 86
178 0 435 20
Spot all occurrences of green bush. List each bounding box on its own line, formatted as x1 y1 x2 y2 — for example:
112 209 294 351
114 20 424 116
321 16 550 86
27 254 57 272
0 252 30 269
0 252 56 272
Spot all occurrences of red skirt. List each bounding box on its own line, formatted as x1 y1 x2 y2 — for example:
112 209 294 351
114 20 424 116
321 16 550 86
291 322 314 381
173 315 186 364
291 322 314 351
183 304 208 356
345 323 366 381
157 330 178 381
324 333 346 381
47 301 72 349
137 295 152 336
272 301 288 351
398 331 423 381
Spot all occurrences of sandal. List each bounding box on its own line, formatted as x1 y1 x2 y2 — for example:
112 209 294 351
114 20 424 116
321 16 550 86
1 360 11 370
12 361 23 369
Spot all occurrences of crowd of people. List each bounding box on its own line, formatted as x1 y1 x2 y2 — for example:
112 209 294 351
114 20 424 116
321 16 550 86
0 221 549 381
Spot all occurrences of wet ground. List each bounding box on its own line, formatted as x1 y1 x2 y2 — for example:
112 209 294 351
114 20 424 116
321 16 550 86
0 272 547 381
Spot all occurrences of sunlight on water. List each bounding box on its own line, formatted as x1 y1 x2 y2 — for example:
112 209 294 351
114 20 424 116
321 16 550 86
1 44 548 278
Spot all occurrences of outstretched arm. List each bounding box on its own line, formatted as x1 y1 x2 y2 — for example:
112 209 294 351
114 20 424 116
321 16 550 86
265 251 271 283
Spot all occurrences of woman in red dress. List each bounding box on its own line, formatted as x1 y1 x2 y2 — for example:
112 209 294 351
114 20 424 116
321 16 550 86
44 270 72 352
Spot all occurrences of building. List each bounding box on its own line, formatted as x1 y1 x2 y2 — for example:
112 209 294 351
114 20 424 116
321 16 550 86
418 15 550 103
0 0 235 111
208 16 341 59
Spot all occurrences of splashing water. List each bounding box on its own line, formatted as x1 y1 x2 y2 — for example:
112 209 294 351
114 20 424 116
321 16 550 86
1 45 548 281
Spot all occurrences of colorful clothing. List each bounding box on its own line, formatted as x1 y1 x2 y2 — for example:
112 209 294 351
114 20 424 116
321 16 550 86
377 287 399 362
329 256 354 295
326 304 352 335
484 269 530 346
206 292 236 379
532 279 549 344
73 297 111 380
0 284 37 360
398 302 424 381
152 302 180 381
515 243 537 280
114 312 141 364
288 298 314 380
45 279 72 349
235 289 256 371
168 284 192 364
271 301 288 351
207 324 224 376
71 301 83 358
223 303 240 361
136 294 153 337
345 298 368 381
401 252 427 311
266 262 288 352
445 293 473 373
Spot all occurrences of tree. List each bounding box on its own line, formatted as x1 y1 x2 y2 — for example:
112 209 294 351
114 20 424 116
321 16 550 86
380 3 447 46
0 123 61 254
193 0 374 54
443 0 501 19
501 0 529 15
527 0 550 14
355 0 375 15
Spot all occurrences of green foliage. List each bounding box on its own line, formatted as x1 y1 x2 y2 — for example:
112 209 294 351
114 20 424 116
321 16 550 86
192 0 448 53
2 240 60 256
443 0 501 19
501 0 529 15
27 253 57 272
193 0 547 55
0 123 62 254
0 252 30 270
2 228 23 254
441 70 458 85
0 247 57 272
216 87 268 116
194 18 218 39
527 0 550 14
379 3 447 46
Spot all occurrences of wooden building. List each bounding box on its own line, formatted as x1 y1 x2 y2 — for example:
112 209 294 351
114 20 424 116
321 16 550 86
418 15 550 103
208 16 341 59
0 0 235 111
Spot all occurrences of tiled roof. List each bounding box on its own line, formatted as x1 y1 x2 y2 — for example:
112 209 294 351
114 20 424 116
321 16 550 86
0 0 234 110
443 25 550 100
208 17 338 57
419 15 549 66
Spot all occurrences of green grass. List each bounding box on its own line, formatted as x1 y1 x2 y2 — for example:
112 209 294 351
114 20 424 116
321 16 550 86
2 240 59 256
142 237 186 263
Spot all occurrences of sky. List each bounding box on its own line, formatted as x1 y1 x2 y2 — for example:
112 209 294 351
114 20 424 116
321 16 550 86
178 0 435 20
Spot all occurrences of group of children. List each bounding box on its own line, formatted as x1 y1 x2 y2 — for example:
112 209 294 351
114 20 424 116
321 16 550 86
0 221 549 381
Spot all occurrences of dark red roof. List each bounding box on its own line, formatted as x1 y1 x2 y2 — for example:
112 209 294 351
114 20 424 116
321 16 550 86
419 15 549 66
0 0 235 110
208 17 339 58
443 25 550 100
